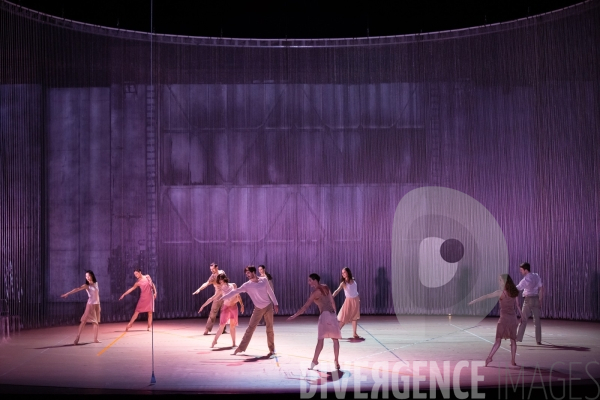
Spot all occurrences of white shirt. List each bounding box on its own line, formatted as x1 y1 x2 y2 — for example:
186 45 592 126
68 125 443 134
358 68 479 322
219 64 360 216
343 281 359 298
86 283 100 305
222 278 278 309
516 273 543 297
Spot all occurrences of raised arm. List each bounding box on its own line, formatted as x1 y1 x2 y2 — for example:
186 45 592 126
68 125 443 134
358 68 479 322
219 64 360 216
468 289 502 305
192 277 213 295
198 292 220 313
332 282 344 298
287 291 317 320
61 284 88 298
119 281 140 300
221 283 247 302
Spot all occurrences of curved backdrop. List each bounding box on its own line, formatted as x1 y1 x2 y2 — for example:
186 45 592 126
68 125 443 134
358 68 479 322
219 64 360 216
0 0 599 327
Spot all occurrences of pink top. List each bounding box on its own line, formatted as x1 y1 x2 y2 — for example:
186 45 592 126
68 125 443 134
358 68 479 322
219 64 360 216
135 275 155 313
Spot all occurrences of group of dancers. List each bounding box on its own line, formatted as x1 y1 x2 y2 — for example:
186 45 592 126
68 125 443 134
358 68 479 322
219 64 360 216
61 268 157 344
191 263 361 368
61 261 543 369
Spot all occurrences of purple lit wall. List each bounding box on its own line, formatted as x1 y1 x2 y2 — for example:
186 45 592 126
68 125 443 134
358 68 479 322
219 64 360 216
0 1 598 327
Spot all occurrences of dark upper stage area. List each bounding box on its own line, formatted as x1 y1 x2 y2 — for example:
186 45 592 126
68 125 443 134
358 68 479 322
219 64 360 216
12 0 586 39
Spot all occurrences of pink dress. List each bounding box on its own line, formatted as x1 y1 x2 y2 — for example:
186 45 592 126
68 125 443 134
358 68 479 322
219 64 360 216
296 285 342 340
219 283 239 325
135 275 154 313
496 290 518 340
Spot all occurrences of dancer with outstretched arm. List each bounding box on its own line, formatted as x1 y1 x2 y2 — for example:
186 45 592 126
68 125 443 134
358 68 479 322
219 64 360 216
221 266 279 357
61 270 101 345
198 272 244 348
288 273 342 370
469 274 522 366
332 267 361 338
119 268 157 331
193 262 225 335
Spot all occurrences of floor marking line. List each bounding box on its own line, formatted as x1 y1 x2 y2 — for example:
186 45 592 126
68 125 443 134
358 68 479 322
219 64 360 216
356 323 407 364
450 323 518 355
97 332 126 356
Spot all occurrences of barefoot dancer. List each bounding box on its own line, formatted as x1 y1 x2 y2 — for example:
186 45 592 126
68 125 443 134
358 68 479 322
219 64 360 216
332 267 361 338
119 269 157 331
193 262 225 335
222 266 279 357
61 270 101 345
469 274 522 366
288 273 342 370
199 273 244 347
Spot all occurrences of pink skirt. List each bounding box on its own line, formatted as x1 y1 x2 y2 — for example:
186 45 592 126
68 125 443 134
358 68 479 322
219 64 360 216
318 311 342 339
337 296 360 324
220 303 238 326
496 315 518 340
80 304 101 324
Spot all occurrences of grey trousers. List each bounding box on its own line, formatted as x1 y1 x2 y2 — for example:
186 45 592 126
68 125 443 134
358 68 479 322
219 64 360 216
238 303 275 353
517 295 541 342
205 298 224 332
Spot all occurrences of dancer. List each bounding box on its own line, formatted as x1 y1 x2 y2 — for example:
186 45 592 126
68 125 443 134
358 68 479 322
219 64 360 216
515 262 544 345
199 273 244 347
332 267 361 338
61 270 101 345
222 266 279 356
257 265 274 326
469 274 522 366
119 268 157 331
288 273 342 370
193 262 226 335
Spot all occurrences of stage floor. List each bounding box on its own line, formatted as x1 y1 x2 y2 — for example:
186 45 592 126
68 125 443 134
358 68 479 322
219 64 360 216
1 316 599 397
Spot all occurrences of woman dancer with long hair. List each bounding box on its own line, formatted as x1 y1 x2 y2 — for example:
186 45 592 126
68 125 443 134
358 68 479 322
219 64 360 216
119 268 157 331
61 270 101 345
332 267 361 338
199 272 244 347
288 273 342 370
469 274 522 366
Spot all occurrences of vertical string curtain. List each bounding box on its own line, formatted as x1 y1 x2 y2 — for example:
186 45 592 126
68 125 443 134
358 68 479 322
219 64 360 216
0 0 598 329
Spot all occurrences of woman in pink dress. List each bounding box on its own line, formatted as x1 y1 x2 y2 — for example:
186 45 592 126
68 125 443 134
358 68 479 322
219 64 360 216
120 269 157 331
469 274 522 366
288 273 342 370
199 272 244 347
332 267 361 338
61 270 101 345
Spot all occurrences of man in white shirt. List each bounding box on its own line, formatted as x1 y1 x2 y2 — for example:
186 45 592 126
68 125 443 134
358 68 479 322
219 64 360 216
516 262 544 344
222 265 279 356
193 262 225 335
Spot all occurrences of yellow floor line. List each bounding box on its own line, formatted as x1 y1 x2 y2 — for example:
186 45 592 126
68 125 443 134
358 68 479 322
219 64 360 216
97 332 126 356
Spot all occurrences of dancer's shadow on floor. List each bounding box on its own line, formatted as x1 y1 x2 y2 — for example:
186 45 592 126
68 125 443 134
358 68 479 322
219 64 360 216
243 354 276 362
344 337 366 343
211 346 235 352
521 344 590 352
284 369 347 385
33 343 92 349
485 364 571 378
